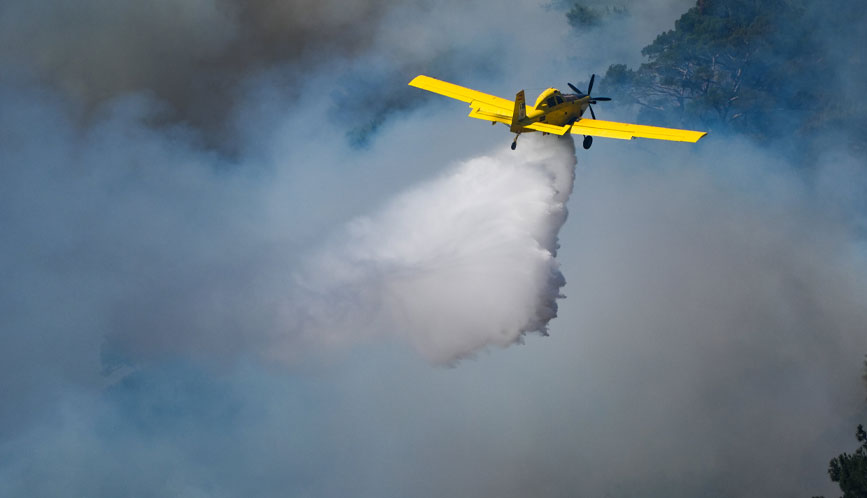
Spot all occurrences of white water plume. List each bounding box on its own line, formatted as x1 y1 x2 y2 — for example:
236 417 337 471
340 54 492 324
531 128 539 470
285 134 577 363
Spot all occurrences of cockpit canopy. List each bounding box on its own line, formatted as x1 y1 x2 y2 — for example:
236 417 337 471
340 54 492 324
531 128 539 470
533 88 565 110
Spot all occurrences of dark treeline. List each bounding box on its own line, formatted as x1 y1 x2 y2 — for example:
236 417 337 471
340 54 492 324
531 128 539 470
816 423 867 498
567 0 867 155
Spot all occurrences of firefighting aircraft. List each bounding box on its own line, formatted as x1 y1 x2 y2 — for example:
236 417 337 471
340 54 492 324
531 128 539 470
409 74 706 150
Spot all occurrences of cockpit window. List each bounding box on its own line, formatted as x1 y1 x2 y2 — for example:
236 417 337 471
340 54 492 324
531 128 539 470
555 96 564 105
546 97 557 107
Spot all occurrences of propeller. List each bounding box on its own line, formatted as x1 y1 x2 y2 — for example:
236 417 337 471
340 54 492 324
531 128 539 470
567 73 612 119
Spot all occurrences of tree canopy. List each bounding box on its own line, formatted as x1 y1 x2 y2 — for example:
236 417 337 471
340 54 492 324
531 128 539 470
590 0 867 151
816 425 867 498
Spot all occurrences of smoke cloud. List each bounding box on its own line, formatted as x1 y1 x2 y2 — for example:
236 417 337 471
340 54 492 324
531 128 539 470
0 0 391 131
2 0 867 497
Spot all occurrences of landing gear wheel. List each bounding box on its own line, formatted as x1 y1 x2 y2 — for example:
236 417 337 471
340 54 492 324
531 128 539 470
582 135 593 150
511 132 521 150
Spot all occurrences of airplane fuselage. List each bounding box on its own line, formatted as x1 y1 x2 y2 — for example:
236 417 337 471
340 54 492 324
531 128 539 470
523 88 590 127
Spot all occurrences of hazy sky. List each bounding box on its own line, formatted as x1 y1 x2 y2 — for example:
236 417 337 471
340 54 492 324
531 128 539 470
1 1 866 497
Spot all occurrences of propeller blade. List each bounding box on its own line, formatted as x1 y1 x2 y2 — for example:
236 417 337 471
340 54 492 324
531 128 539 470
568 82 582 95
593 97 612 101
587 74 595 95
589 105 596 120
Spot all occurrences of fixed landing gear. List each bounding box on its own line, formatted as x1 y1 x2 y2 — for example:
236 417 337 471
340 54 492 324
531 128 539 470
511 133 520 150
583 135 593 150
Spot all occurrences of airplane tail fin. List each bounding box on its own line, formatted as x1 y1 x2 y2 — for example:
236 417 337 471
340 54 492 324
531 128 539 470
510 90 527 132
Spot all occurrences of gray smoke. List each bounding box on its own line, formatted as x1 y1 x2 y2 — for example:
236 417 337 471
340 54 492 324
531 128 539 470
0 0 391 131
1 0 867 497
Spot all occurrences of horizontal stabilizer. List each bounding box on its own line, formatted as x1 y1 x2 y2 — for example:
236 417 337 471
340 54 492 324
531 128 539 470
468 105 512 125
525 122 572 135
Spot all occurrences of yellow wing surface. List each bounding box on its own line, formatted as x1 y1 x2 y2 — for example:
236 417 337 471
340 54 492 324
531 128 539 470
409 75 515 125
570 119 706 142
409 75 706 143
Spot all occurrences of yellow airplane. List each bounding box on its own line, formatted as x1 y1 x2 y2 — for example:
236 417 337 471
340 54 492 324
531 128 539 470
409 74 706 150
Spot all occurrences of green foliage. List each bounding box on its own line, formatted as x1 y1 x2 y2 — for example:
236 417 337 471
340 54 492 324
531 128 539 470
599 0 830 140
566 3 626 28
561 0 867 152
824 425 867 498
566 4 602 27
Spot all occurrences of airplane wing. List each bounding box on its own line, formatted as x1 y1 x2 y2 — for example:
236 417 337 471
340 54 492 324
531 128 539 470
570 118 706 142
409 75 515 125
